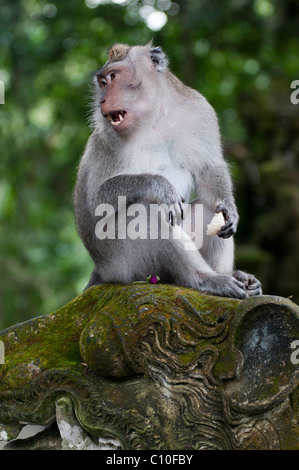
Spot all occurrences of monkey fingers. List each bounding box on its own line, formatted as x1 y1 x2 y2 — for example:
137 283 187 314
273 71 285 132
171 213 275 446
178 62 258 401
243 275 262 296
233 270 262 296
215 204 238 239
203 274 248 300
215 204 229 219
179 200 186 219
247 283 262 296
231 279 249 299
168 201 185 226
217 221 235 239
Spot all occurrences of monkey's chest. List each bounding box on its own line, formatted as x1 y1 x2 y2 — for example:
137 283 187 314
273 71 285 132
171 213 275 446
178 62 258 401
124 146 194 201
155 162 193 199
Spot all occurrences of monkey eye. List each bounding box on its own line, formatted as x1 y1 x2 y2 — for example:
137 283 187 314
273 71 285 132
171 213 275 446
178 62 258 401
98 77 107 88
109 72 116 80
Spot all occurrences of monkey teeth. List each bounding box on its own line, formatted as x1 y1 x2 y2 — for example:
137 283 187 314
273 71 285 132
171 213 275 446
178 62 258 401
106 111 127 127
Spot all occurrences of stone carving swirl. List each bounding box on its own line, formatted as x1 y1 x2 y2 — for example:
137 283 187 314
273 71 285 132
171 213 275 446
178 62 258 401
0 284 298 450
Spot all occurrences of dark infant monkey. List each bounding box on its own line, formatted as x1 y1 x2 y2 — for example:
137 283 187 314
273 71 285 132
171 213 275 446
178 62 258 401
74 43 262 299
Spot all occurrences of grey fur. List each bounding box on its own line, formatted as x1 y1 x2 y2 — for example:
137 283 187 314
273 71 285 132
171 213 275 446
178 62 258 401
74 44 261 299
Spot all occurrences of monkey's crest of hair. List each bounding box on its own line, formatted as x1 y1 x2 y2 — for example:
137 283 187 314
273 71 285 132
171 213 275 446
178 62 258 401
107 43 131 63
106 42 169 72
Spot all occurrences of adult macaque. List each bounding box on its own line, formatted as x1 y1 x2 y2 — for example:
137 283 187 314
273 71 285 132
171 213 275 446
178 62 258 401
74 43 262 299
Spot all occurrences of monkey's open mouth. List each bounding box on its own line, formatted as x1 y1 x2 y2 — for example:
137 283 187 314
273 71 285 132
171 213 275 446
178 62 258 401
105 111 127 127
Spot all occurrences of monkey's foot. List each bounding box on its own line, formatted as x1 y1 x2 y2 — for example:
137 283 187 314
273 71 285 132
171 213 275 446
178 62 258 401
197 273 248 300
233 270 262 296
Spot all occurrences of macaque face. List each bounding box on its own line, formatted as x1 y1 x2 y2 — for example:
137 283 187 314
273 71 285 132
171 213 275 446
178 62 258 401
95 46 166 134
96 63 140 132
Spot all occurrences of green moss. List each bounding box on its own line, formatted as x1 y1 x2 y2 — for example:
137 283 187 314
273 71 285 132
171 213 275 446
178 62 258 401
0 285 298 450
0 283 240 392
0 285 110 391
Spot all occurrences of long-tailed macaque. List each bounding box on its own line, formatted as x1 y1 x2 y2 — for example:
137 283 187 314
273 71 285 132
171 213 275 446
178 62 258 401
74 43 262 299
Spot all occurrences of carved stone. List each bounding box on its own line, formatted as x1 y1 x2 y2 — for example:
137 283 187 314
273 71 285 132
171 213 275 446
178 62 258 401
0 284 298 450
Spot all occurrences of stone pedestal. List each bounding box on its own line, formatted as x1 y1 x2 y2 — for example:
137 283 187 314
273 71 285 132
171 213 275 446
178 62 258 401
0 284 298 450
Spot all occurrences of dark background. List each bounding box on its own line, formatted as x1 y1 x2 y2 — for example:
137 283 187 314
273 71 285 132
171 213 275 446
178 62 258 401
0 0 298 330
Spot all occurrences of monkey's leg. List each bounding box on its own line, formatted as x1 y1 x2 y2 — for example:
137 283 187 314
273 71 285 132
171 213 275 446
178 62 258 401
84 268 104 290
169 219 247 299
88 238 248 299
87 206 247 299
184 199 262 296
200 210 262 296
182 198 234 274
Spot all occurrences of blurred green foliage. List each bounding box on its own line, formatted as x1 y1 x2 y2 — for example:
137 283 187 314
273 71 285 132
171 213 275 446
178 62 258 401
0 0 298 330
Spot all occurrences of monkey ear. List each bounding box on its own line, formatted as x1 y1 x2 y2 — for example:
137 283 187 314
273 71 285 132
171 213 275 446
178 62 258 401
150 46 168 72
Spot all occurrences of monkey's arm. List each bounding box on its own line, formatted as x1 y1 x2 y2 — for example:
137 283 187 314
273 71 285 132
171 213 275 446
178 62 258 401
95 174 185 226
197 161 239 239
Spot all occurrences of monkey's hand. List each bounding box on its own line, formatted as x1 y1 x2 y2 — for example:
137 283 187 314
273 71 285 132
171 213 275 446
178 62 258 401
151 175 185 227
215 203 239 239
168 198 185 227
159 196 185 227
